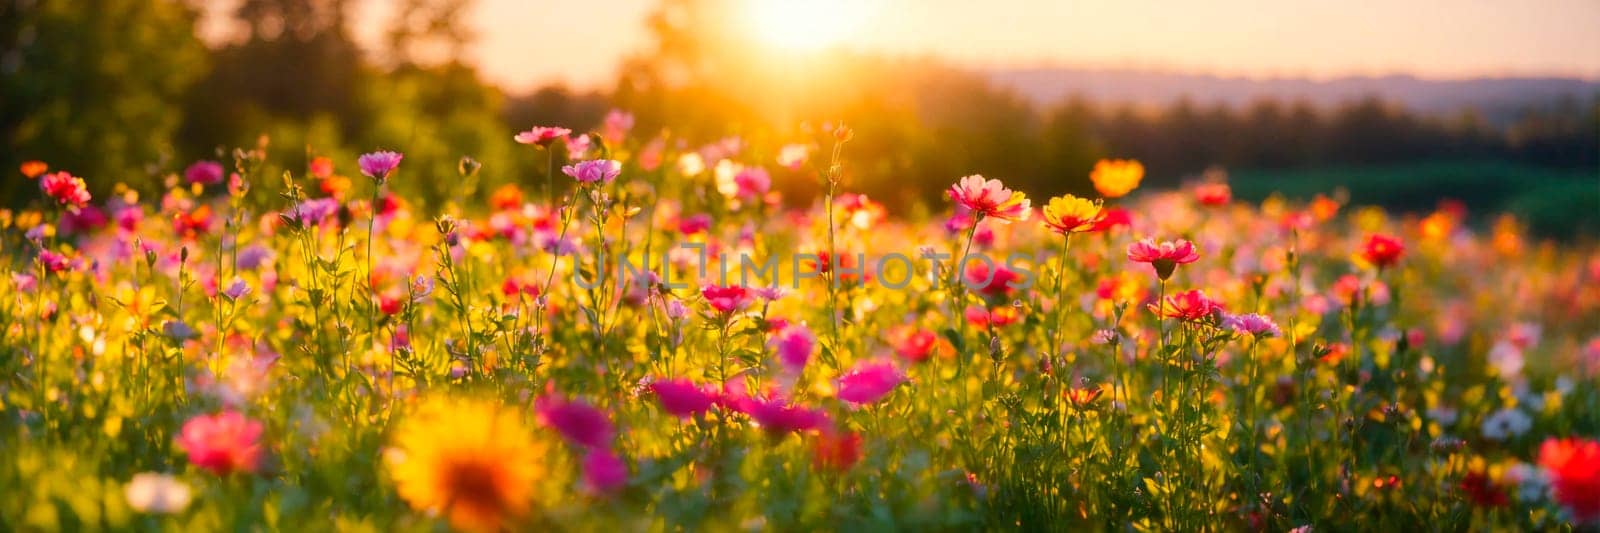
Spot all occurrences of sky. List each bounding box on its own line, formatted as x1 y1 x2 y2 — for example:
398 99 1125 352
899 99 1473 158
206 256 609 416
209 0 1600 92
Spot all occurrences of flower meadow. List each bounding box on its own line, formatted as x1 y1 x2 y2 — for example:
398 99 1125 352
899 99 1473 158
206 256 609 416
2 119 1598 532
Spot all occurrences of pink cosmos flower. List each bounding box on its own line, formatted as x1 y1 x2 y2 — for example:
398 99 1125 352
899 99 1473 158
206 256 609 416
535 397 613 449
1224 313 1281 337
1127 238 1201 280
562 159 621 184
357 151 403 183
947 175 1030 222
702 285 752 315
648 378 716 418
836 361 906 405
583 449 628 493
176 411 263 475
514 126 572 147
40 171 91 208
770 324 816 371
184 160 225 186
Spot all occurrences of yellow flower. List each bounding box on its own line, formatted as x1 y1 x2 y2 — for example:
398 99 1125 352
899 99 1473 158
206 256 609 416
387 397 545 532
1089 159 1144 199
1041 194 1103 234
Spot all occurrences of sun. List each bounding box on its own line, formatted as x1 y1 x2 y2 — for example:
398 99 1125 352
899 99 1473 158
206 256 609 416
745 0 872 51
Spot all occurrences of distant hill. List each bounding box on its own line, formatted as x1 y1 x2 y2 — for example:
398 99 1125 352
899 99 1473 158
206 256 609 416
986 68 1600 125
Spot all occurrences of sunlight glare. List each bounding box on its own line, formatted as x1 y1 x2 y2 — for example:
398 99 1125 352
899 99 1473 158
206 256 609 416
746 0 872 51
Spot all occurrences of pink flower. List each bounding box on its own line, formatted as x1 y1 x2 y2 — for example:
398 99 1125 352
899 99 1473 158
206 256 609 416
1127 238 1200 280
37 250 71 274
947 175 1030 222
732 167 770 200
184 160 225 186
737 395 827 437
176 411 263 475
678 213 712 234
836 361 906 405
1154 289 1222 322
1224 313 1280 337
514 126 572 147
40 171 91 208
535 397 613 448
357 151 403 183
602 110 634 143
648 378 716 418
583 449 628 493
702 285 752 315
771 324 816 372
565 133 592 160
562 159 621 184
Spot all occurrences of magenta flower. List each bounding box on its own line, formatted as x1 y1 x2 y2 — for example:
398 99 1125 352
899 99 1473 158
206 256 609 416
357 151 403 183
648 378 716 418
176 411 263 476
561 159 621 184
947 175 1030 222
732 167 771 200
582 449 628 493
836 361 906 405
737 395 828 437
184 160 225 186
702 285 752 315
514 126 572 147
678 213 712 234
1225 313 1281 338
535 396 613 449
37 249 71 274
770 324 815 372
1127 238 1201 280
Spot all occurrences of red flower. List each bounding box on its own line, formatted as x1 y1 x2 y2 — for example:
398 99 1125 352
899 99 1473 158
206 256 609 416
173 205 214 240
1194 182 1231 206
812 430 863 471
893 328 939 362
963 262 1021 298
1359 234 1405 269
1459 470 1508 507
1090 207 1132 233
40 171 91 209
177 411 263 475
1539 438 1600 522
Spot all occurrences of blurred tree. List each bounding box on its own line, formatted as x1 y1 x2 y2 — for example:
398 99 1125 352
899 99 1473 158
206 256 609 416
0 0 207 202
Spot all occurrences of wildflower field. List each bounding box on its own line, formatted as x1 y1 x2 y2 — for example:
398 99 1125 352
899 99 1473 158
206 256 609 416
2 120 1598 532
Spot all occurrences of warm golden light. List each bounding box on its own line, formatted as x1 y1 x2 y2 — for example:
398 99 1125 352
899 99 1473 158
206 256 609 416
745 0 872 51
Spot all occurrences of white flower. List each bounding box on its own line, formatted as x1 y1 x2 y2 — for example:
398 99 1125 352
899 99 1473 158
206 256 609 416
125 473 191 514
1503 462 1550 502
1480 407 1532 441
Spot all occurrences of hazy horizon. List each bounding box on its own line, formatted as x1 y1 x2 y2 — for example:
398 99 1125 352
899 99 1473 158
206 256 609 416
198 0 1600 93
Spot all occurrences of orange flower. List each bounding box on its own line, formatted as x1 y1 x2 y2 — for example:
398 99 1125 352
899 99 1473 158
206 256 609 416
19 161 47 179
1064 385 1105 408
388 396 546 532
1090 159 1144 199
